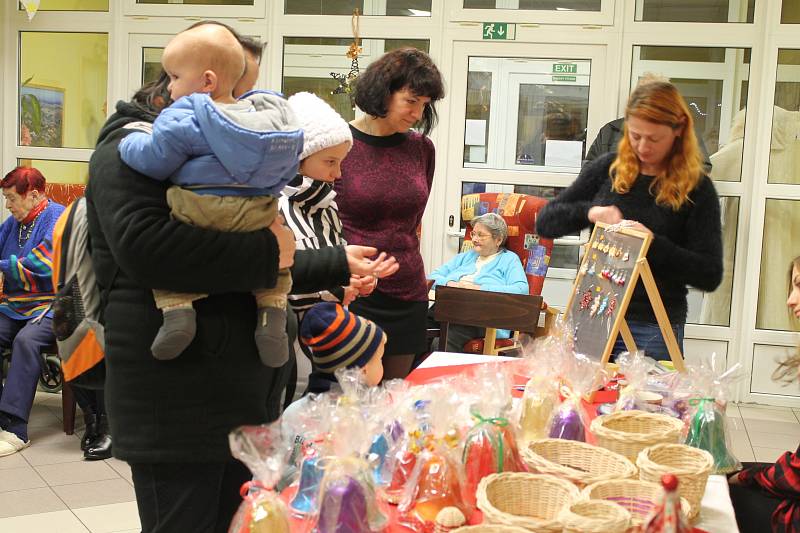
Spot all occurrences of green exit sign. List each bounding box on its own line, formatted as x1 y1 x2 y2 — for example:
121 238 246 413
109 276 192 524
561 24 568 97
553 63 578 74
482 22 515 40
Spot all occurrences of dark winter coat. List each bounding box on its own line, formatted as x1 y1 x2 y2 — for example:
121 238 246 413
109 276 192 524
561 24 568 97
86 100 287 463
584 118 713 174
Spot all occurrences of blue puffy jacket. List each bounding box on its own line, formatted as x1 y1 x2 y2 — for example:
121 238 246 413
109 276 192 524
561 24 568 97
118 90 303 196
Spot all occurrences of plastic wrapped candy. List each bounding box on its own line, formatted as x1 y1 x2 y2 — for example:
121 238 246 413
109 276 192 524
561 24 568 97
614 351 657 411
684 353 742 474
397 383 473 532
315 457 387 533
398 440 471 532
311 405 388 533
548 353 606 442
227 424 291 533
515 337 562 444
462 364 524 506
382 390 436 504
290 449 324 516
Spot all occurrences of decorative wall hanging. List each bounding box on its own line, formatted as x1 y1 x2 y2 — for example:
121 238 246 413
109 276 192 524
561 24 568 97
330 9 361 99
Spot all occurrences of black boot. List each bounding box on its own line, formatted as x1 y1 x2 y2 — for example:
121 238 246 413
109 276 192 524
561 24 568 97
84 414 111 461
80 412 98 452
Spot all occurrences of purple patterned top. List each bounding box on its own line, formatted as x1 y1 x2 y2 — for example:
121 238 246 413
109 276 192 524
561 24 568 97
335 125 435 302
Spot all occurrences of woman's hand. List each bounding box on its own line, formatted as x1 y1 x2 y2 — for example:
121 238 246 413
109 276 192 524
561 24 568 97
627 221 653 235
588 205 623 225
341 281 361 306
345 245 399 278
446 281 481 290
354 275 378 296
269 216 296 270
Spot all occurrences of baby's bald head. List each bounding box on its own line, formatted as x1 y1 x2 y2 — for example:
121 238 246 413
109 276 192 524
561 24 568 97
162 24 245 102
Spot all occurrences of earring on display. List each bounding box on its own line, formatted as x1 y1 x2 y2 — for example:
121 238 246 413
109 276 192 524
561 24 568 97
579 289 593 311
589 294 602 317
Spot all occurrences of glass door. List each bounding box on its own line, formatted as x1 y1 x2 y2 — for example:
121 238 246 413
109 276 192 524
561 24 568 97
440 41 610 310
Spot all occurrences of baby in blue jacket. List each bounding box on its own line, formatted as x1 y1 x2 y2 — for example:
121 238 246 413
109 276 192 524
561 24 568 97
118 24 303 367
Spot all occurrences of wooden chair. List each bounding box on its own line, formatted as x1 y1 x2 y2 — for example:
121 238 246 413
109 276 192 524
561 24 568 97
433 285 544 352
435 192 558 354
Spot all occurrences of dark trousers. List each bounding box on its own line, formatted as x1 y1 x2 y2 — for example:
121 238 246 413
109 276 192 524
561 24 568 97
71 386 105 416
130 459 250 533
729 463 782 533
426 305 485 353
612 319 685 361
0 314 54 422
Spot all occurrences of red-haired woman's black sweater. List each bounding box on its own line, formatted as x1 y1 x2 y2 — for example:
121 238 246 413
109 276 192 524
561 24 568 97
536 152 723 325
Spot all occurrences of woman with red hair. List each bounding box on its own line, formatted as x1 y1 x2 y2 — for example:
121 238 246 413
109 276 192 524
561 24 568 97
0 166 64 456
537 81 723 360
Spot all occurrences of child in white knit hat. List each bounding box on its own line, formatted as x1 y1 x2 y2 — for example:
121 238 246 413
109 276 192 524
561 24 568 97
280 93 367 322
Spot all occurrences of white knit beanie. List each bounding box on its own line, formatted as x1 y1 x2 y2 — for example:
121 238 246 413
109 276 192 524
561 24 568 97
288 92 353 160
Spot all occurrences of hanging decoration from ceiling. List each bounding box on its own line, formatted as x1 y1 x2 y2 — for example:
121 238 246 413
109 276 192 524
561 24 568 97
330 9 361 100
20 0 40 21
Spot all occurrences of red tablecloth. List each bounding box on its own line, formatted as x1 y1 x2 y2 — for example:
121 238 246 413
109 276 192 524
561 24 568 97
283 358 620 532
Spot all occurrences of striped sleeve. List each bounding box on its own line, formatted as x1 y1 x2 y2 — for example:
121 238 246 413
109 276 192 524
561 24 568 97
5 240 54 293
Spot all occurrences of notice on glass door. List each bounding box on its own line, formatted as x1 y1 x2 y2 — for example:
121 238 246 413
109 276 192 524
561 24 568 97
544 139 583 168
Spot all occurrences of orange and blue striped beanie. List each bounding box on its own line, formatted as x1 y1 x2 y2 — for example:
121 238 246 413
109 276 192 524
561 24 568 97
300 302 386 374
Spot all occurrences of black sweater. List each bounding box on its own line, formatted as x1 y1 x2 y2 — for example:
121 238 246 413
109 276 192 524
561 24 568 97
536 152 723 325
86 101 286 463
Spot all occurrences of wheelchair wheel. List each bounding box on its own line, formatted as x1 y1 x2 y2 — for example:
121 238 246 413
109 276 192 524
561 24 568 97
39 354 63 393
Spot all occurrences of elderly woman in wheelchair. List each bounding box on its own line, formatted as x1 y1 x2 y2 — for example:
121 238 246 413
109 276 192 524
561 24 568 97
427 212 529 352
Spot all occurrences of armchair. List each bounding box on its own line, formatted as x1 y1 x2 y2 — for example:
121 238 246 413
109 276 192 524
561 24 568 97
432 192 556 355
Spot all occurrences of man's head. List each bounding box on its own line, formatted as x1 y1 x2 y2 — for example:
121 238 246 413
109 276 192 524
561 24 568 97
161 24 245 102
234 35 264 98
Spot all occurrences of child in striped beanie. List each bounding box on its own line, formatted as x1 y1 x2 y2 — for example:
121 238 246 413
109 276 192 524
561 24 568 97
282 302 386 429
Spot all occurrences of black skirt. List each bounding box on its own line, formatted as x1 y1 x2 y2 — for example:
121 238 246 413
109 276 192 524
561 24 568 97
348 290 428 356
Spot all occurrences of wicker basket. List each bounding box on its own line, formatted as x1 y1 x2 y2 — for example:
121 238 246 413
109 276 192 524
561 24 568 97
476 472 579 533
558 500 632 533
451 526 529 533
521 438 638 487
637 443 713 519
590 410 684 461
581 479 692 527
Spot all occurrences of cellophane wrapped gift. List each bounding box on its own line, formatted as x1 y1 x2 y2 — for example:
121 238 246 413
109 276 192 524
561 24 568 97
514 336 562 444
382 379 472 505
684 353 743 474
367 379 411 488
462 363 525 506
227 423 292 533
614 351 657 411
397 382 472 532
310 402 388 533
547 353 606 442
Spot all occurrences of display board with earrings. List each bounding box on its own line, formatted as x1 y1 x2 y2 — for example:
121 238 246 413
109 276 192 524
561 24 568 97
563 221 685 374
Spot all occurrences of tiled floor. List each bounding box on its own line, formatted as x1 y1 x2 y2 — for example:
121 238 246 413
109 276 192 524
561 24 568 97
0 392 139 533
2 393 800 532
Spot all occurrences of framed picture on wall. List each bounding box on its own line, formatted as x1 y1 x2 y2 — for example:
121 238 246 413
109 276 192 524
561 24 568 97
19 83 65 148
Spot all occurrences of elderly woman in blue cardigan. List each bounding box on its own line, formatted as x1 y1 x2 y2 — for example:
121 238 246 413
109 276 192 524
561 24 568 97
428 213 528 352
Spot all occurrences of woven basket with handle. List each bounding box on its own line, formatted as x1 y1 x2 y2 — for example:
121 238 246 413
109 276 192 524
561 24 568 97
590 410 684 461
637 443 713 519
581 478 692 527
521 438 638 487
558 499 632 533
476 472 579 533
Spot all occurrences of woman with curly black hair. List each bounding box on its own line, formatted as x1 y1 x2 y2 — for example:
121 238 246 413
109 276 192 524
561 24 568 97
335 47 445 379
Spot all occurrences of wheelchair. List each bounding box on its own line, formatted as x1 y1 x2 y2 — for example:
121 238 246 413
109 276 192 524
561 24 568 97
0 346 63 394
